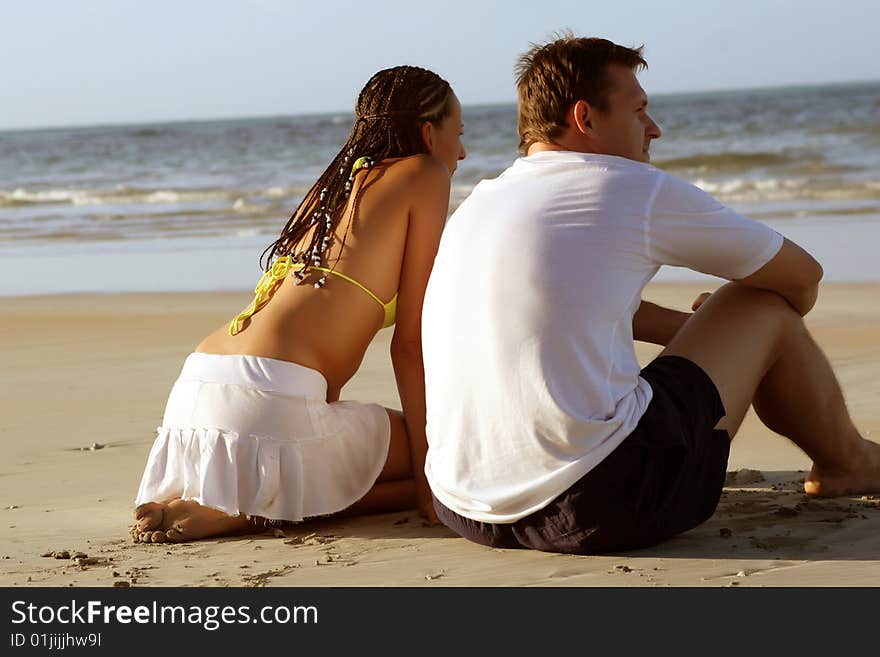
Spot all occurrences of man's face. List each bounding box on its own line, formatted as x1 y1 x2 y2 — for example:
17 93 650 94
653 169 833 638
588 63 661 162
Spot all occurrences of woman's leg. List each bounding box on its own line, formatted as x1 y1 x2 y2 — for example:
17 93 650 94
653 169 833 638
335 409 418 517
132 409 419 541
131 500 261 543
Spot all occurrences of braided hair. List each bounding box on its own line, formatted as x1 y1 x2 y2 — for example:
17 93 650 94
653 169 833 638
260 66 453 280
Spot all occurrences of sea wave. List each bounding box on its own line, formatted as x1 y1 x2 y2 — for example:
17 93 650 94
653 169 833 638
0 186 236 207
0 184 311 209
655 151 798 172
130 128 170 138
744 204 880 221
692 177 880 202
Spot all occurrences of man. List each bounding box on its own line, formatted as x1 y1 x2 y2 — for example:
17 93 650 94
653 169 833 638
420 35 880 554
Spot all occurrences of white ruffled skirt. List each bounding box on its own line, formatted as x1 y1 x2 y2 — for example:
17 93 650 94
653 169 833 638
134 353 390 522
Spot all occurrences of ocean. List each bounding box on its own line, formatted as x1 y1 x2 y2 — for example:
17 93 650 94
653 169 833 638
1 80 879 295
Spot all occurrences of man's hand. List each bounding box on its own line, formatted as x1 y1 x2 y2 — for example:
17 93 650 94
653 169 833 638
633 300 692 346
691 292 712 311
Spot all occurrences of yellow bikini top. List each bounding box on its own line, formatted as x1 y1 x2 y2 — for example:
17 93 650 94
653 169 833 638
229 255 398 336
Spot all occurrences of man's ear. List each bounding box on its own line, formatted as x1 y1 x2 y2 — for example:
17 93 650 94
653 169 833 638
420 121 434 153
570 100 593 135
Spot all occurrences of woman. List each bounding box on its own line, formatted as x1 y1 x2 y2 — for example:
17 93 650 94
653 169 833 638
131 66 465 543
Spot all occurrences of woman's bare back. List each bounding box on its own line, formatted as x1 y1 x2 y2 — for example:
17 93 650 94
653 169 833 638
195 154 447 398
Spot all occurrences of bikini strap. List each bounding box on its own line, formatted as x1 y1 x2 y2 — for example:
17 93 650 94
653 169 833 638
382 293 398 328
307 265 385 308
228 255 293 335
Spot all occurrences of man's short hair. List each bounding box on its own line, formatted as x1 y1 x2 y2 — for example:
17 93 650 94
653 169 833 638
515 34 647 154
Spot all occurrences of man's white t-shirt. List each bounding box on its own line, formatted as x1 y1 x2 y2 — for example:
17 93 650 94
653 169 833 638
422 151 784 523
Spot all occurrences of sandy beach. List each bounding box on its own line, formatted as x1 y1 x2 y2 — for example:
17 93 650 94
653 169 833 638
1 282 879 587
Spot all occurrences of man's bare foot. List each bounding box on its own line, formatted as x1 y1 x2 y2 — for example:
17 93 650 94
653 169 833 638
804 438 880 497
130 499 261 543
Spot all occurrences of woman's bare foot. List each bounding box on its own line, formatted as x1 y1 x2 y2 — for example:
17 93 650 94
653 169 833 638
132 502 165 534
130 499 262 543
804 438 880 497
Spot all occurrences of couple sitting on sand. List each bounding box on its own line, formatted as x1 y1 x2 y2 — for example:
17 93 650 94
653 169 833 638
131 35 880 554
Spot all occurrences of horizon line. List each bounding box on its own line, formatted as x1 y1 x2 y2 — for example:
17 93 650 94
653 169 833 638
2 77 877 134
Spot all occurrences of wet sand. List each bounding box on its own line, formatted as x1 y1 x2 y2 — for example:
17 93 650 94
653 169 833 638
1 282 879 587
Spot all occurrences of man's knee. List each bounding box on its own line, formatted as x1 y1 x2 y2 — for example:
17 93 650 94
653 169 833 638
713 283 801 326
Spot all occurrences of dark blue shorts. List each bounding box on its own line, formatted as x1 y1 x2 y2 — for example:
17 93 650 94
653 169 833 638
433 355 731 555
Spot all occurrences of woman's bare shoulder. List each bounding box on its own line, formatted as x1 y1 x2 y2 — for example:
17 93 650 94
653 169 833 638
378 154 450 189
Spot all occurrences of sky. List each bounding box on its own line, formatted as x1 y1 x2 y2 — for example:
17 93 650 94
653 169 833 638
1 0 878 130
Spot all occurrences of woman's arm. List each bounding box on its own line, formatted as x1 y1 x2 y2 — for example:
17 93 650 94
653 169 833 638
390 156 450 522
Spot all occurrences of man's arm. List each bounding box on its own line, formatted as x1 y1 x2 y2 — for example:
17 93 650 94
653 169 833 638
736 237 822 316
632 300 691 346
649 175 823 316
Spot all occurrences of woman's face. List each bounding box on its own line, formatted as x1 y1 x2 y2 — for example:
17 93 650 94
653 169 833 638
423 93 466 175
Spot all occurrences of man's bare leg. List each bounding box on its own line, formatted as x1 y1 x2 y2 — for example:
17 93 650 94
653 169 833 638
661 282 880 496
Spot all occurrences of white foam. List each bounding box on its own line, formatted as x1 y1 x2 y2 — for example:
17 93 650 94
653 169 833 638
0 186 235 208
691 177 878 203
145 191 181 203
3 188 84 204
